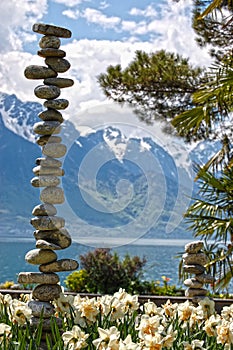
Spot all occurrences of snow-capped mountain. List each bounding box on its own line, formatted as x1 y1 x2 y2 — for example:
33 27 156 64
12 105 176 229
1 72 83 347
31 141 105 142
0 92 220 241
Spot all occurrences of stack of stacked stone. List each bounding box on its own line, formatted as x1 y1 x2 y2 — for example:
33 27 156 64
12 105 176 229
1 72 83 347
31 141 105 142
183 240 215 302
17 23 78 336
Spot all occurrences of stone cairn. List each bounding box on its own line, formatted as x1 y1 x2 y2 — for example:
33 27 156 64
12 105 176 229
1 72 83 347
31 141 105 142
17 23 78 342
183 240 215 303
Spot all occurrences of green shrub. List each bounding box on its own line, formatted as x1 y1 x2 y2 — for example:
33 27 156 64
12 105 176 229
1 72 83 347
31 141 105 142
65 248 147 294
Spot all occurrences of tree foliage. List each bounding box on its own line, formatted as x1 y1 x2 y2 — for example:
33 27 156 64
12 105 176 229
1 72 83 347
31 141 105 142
98 50 205 127
192 0 233 59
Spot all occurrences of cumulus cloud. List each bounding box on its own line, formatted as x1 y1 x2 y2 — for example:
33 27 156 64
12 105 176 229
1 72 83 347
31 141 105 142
82 8 121 29
0 0 47 52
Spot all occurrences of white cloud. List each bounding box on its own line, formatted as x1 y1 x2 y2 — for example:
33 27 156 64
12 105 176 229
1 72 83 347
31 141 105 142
99 1 110 10
62 9 80 19
129 5 158 18
82 8 121 29
52 0 88 5
0 0 47 52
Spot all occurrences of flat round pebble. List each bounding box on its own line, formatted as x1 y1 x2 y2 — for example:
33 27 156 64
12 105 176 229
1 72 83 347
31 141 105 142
185 241 204 254
28 300 55 318
36 239 62 250
31 176 60 187
40 187 65 204
32 284 62 302
36 135 62 146
25 249 57 265
38 109 64 123
18 272 59 285
31 216 65 230
39 35 61 49
182 252 208 266
38 48 66 58
44 98 69 110
24 65 57 79
32 203 57 216
34 85 61 100
44 77 74 88
183 264 206 274
45 57 71 73
33 121 61 135
185 288 208 297
39 259 79 273
34 228 71 249
195 273 215 284
36 157 62 168
42 143 67 158
33 23 72 38
33 165 64 176
184 278 203 289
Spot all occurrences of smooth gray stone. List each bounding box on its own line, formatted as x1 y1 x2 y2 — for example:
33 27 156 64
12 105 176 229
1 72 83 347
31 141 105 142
185 241 204 254
185 287 208 297
40 187 65 204
36 157 62 168
33 23 72 38
39 259 79 273
31 216 65 230
184 278 203 289
18 272 59 285
32 203 57 216
33 121 61 135
36 135 62 146
183 264 206 274
28 300 55 318
38 109 64 123
32 284 62 302
33 165 64 176
45 57 70 73
30 316 62 330
34 85 61 100
195 273 215 284
38 48 66 58
44 77 74 88
36 239 62 250
182 252 208 266
31 176 60 187
39 35 61 49
42 143 67 158
25 249 57 265
24 65 57 79
34 228 71 249
44 99 69 110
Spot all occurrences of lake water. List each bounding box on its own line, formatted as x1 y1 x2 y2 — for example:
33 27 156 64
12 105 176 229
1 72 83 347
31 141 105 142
0 239 190 288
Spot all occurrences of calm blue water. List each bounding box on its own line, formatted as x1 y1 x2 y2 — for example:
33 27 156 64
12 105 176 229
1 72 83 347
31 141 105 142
0 240 186 287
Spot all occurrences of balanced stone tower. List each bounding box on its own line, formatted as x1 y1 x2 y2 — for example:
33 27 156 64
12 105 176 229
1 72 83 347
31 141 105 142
183 240 215 303
17 23 78 339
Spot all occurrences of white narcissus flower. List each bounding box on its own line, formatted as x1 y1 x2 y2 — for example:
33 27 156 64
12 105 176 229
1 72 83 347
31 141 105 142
197 297 215 319
216 319 233 348
119 335 141 350
221 304 233 322
137 314 163 339
143 333 163 350
54 293 74 316
0 323 11 343
10 299 32 325
142 301 162 317
161 325 177 349
183 339 206 350
109 298 125 321
93 326 120 350
161 300 178 318
62 325 89 350
76 297 99 323
204 314 221 337
177 300 195 322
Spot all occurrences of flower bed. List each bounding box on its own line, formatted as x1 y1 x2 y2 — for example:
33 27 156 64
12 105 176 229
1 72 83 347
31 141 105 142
0 289 233 349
